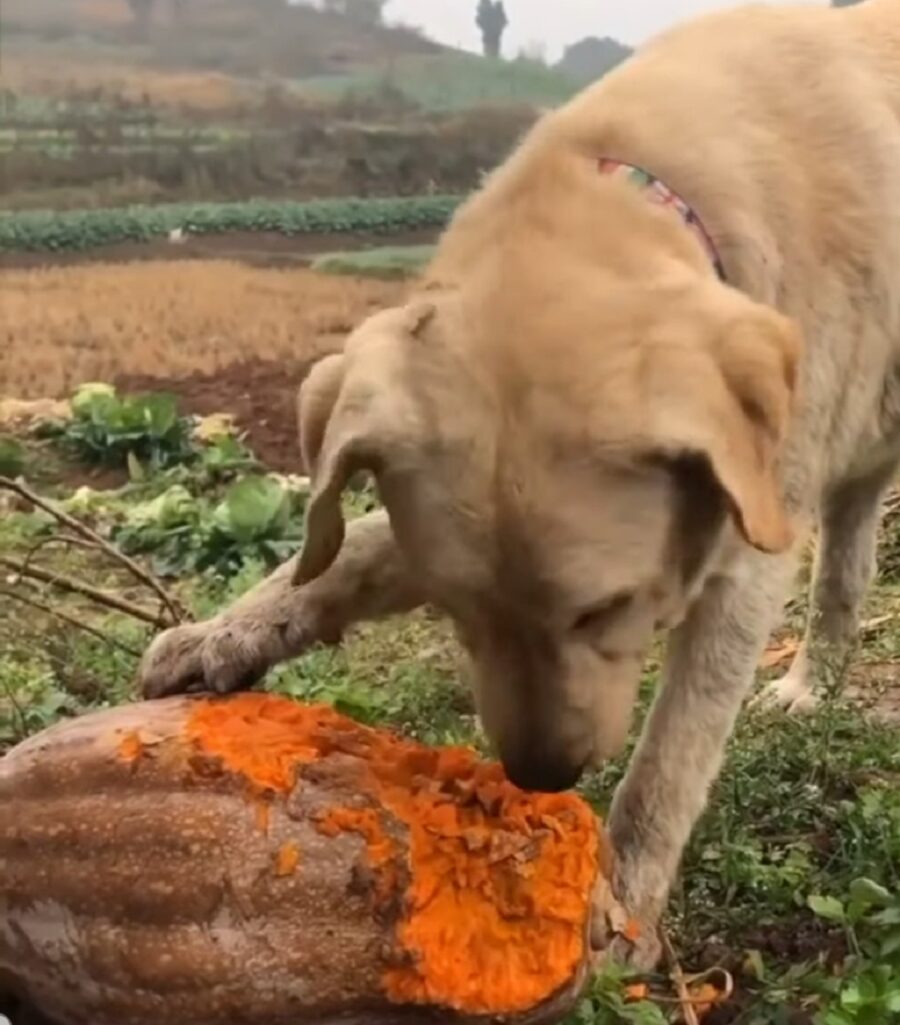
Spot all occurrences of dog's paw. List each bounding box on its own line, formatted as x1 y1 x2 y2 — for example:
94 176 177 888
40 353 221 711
139 622 212 699
606 923 663 972
752 673 818 715
139 619 274 699
589 876 664 971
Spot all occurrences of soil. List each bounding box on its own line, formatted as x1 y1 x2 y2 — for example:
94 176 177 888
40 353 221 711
689 917 845 1025
52 459 131 494
116 355 325 473
0 228 439 272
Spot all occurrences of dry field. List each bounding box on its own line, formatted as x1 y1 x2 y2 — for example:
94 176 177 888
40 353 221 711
0 261 405 400
1 55 259 114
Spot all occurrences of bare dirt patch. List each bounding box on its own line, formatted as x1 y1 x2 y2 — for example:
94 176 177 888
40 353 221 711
117 357 318 472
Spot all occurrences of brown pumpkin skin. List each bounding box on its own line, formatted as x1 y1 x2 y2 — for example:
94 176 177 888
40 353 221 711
0 698 597 1025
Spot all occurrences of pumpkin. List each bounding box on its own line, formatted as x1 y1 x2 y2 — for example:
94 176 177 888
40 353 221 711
0 693 607 1025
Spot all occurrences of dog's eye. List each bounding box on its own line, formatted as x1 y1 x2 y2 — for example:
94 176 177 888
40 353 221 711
571 592 633 632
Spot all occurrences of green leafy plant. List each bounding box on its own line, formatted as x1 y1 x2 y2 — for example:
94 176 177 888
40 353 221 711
567 962 665 1025
0 655 76 749
804 877 900 1025
0 435 25 478
114 475 304 577
52 383 194 471
197 434 260 483
0 196 462 253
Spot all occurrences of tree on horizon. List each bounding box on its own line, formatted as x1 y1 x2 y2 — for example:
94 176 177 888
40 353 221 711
476 0 508 59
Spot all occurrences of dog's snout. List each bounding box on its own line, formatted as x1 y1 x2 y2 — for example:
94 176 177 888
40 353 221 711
500 743 587 793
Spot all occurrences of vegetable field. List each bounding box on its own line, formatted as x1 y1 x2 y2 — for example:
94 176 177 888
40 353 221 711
2 253 900 1025
2 374 899 1025
2 3 899 1022
0 196 460 253
0 261 405 399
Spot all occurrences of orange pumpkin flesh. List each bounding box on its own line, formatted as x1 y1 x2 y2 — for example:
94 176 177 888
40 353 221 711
0 693 605 1025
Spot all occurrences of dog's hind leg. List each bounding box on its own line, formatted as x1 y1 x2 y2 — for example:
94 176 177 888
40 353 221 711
758 461 897 713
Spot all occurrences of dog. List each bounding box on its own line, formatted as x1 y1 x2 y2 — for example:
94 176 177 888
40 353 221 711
140 0 900 966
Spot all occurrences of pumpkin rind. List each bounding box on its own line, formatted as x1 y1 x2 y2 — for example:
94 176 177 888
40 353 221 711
0 695 601 1025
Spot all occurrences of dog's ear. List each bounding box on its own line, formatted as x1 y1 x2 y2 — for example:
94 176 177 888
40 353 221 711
293 302 435 586
653 304 802 554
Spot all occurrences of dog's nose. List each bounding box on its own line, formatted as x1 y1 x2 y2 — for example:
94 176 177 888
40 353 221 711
501 748 587 793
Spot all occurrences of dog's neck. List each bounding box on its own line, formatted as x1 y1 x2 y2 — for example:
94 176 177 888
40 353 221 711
597 159 727 283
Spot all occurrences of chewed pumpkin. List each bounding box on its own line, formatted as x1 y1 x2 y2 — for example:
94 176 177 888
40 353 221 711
0 693 607 1025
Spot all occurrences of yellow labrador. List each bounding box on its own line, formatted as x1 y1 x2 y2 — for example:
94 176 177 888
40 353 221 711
141 1 900 965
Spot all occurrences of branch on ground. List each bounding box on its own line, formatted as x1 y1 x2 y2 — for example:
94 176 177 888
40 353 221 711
0 556 171 629
0 475 189 625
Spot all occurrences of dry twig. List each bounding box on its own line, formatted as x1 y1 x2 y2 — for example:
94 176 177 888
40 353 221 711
661 930 701 1025
0 475 188 625
658 930 734 1022
19 534 101 576
0 586 141 658
0 556 167 628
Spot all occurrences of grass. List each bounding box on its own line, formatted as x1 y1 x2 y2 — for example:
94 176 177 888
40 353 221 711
297 53 578 111
311 243 435 279
0 261 405 399
2 420 899 1023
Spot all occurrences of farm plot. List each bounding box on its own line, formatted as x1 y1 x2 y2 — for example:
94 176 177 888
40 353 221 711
0 55 536 210
1 253 899 1025
0 260 405 400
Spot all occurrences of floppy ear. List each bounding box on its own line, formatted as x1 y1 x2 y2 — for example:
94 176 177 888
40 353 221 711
292 302 436 586
293 353 354 586
654 305 802 554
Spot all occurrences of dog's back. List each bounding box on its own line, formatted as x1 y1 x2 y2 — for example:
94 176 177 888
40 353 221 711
436 0 900 501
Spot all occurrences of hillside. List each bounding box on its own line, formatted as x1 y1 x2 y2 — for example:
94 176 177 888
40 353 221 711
3 0 444 78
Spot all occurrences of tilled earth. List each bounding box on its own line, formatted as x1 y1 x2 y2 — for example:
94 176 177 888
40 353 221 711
116 355 324 473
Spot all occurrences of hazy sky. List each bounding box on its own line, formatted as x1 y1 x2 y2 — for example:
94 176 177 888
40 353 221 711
386 0 826 61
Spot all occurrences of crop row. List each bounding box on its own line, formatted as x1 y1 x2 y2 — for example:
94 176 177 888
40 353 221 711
0 196 463 252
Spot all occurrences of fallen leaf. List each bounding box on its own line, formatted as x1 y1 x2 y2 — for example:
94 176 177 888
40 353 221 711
193 412 236 441
760 639 800 669
0 398 71 427
690 981 725 1019
275 841 301 877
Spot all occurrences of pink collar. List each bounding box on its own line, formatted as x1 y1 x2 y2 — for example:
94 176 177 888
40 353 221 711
597 158 727 281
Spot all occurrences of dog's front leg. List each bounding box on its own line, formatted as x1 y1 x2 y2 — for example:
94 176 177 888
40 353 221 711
140 510 425 698
597 552 796 967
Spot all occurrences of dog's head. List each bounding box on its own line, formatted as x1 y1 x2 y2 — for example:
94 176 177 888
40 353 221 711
294 277 801 792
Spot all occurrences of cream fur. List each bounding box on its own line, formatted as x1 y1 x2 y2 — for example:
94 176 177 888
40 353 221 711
140 1 900 967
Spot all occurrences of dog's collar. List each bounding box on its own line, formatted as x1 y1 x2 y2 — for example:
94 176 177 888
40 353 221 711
597 159 727 281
